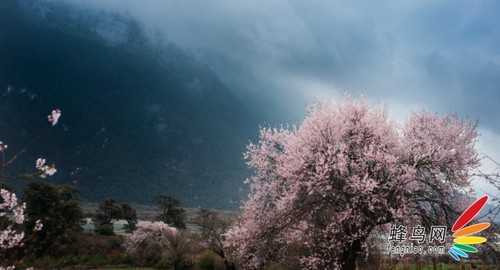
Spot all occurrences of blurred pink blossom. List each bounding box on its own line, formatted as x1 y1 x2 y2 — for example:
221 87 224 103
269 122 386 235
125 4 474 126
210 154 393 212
35 158 57 178
0 141 8 152
34 220 43 232
47 109 61 126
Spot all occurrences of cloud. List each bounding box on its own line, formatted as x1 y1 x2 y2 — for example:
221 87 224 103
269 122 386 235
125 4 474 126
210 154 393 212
44 0 500 193
474 128 500 197
59 0 499 126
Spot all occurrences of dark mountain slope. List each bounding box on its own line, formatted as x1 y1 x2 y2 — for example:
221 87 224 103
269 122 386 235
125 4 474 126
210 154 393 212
0 0 255 208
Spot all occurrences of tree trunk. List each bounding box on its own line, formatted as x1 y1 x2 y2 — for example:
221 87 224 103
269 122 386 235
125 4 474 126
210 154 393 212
224 259 236 270
339 239 362 270
217 248 236 270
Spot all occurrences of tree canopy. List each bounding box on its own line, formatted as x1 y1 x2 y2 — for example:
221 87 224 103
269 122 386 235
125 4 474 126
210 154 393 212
225 99 480 270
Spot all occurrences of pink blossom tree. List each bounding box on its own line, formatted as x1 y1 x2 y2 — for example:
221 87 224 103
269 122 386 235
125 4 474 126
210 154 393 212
225 99 487 270
124 221 178 257
124 221 194 268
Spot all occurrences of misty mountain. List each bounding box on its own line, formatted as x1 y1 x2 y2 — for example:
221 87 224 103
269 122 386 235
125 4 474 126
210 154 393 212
0 0 257 208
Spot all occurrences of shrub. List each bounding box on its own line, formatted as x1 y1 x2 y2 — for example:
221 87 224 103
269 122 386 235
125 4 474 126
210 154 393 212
162 230 196 270
264 263 288 270
95 223 115 236
19 233 130 269
196 250 225 270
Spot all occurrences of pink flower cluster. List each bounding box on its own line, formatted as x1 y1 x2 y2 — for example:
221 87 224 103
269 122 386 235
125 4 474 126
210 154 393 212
225 99 479 269
0 189 25 226
0 189 25 250
35 158 57 178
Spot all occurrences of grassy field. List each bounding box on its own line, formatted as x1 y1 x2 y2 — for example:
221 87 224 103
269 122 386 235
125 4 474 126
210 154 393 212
96 264 497 270
98 268 155 270
368 262 499 270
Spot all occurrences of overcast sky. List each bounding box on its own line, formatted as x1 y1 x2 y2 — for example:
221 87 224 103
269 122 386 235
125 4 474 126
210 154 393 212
50 0 500 196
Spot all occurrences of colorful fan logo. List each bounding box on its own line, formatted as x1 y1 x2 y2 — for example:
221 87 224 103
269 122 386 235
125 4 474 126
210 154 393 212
448 195 491 261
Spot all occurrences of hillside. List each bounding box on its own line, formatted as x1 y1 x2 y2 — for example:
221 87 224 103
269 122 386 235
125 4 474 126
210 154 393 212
0 0 256 208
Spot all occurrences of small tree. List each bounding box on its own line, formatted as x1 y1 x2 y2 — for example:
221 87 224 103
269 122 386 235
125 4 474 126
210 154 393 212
23 181 83 257
121 202 138 232
193 209 235 270
155 195 186 229
95 199 122 235
95 199 138 234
